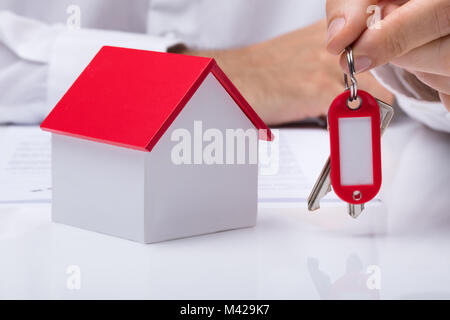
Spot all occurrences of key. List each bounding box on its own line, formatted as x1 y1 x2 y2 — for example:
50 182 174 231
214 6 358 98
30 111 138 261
307 156 331 211
348 203 365 218
377 99 395 133
307 99 393 214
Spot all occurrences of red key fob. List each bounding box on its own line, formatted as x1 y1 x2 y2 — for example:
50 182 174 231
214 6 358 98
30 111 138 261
328 90 382 205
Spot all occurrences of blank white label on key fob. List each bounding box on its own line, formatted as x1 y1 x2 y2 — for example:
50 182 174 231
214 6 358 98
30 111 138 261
338 117 374 186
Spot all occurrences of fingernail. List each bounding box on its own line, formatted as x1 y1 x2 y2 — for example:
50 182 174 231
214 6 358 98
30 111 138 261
327 17 345 45
354 56 372 73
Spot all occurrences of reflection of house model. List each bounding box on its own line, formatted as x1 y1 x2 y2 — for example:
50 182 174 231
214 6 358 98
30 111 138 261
41 46 273 243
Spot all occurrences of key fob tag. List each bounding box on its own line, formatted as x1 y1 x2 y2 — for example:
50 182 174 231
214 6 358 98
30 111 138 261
328 90 382 204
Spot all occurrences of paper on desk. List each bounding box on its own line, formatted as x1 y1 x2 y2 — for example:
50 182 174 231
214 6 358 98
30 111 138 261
0 126 345 206
258 128 341 207
0 126 51 203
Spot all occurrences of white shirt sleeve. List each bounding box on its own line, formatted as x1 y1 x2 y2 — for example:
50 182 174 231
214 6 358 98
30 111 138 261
0 10 181 124
371 64 450 133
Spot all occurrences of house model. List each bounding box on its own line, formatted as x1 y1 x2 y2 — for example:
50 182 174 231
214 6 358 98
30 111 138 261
41 46 273 243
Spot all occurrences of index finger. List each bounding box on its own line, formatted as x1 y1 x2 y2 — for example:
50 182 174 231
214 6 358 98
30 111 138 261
342 0 450 73
326 0 378 55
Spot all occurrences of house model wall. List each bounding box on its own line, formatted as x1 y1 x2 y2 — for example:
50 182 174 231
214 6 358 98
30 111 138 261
41 46 272 243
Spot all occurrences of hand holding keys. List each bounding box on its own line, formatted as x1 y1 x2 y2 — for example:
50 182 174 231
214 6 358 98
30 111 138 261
307 48 394 219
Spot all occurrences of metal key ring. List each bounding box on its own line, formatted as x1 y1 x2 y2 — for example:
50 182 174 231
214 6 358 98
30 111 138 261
344 47 358 101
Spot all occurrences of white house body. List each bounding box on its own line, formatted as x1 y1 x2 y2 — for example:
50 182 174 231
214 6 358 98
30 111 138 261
42 46 272 243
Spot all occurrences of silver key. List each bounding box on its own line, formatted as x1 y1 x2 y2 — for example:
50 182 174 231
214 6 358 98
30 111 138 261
377 99 395 134
307 99 394 217
307 157 331 211
348 203 365 218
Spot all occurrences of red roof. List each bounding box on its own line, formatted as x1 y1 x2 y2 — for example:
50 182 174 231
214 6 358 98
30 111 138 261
41 46 273 152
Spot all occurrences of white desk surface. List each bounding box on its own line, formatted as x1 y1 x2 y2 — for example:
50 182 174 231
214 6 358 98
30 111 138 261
1 115 449 300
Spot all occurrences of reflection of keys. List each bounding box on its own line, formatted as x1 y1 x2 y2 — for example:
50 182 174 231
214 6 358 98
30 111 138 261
307 99 394 218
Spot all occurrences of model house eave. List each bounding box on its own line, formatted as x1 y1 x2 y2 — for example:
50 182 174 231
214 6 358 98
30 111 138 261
40 46 273 153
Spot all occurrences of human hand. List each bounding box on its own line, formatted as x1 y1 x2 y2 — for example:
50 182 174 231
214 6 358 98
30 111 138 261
326 0 450 111
184 20 393 125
